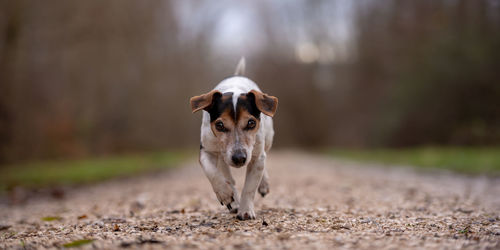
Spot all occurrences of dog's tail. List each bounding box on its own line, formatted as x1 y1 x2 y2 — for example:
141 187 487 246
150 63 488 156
234 57 246 76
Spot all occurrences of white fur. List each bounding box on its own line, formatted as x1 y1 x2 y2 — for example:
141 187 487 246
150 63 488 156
215 76 260 113
198 74 274 220
234 57 246 76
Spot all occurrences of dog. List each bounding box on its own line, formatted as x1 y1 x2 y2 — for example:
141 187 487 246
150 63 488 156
190 58 278 220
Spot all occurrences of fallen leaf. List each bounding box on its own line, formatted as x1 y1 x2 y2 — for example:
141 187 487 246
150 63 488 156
41 216 62 222
63 239 94 248
77 215 88 220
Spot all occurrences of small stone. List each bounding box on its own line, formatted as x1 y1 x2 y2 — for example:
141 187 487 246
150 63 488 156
360 218 371 224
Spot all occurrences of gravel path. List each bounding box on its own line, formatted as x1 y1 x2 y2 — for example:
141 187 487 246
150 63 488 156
1 151 499 249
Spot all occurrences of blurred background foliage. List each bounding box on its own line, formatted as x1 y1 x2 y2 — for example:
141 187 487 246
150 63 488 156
0 0 499 165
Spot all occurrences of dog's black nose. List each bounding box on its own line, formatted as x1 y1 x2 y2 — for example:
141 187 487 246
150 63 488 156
231 150 247 166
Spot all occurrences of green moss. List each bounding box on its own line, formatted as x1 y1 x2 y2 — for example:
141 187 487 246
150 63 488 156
327 147 500 175
62 239 94 248
41 216 62 221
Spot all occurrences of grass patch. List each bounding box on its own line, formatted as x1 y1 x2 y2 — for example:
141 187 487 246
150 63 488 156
327 147 500 175
0 151 190 192
62 239 94 248
41 216 62 222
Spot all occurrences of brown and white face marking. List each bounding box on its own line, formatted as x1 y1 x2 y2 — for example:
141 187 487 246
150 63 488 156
191 90 278 168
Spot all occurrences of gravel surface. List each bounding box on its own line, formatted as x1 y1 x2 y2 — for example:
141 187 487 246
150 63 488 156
1 151 499 249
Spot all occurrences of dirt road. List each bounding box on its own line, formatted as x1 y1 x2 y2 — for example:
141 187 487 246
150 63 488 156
1 151 499 249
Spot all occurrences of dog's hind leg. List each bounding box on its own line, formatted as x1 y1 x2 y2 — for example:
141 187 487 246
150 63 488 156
258 168 269 197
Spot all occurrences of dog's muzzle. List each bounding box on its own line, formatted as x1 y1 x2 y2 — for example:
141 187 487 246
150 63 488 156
231 149 247 167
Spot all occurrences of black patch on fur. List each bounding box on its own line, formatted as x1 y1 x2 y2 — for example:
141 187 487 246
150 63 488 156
200 143 204 150
206 92 234 122
237 93 261 120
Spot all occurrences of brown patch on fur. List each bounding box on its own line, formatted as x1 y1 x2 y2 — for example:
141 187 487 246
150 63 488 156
211 108 236 137
249 90 278 117
190 90 221 113
238 108 260 145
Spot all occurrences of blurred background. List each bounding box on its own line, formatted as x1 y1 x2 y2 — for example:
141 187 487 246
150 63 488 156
0 0 499 190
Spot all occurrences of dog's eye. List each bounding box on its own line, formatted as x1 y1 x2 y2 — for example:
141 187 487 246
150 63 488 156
246 119 256 130
215 121 226 132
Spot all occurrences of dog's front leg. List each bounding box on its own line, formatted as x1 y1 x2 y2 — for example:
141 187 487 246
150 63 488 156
217 156 240 213
237 153 266 220
200 150 236 207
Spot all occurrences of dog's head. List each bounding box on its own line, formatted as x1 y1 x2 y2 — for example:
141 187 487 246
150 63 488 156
190 89 277 168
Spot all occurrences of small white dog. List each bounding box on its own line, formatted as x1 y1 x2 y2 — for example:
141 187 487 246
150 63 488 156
190 58 278 220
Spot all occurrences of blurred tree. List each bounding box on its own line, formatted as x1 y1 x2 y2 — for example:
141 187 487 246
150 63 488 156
0 0 499 163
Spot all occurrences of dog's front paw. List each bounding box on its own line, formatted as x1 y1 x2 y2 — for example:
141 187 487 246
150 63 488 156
214 181 235 207
227 194 240 214
227 204 238 214
236 207 256 220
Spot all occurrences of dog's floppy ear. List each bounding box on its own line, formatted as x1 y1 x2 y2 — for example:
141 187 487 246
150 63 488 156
248 90 278 117
190 90 222 113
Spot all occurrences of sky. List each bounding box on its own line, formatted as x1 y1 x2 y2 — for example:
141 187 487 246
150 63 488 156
172 0 357 64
